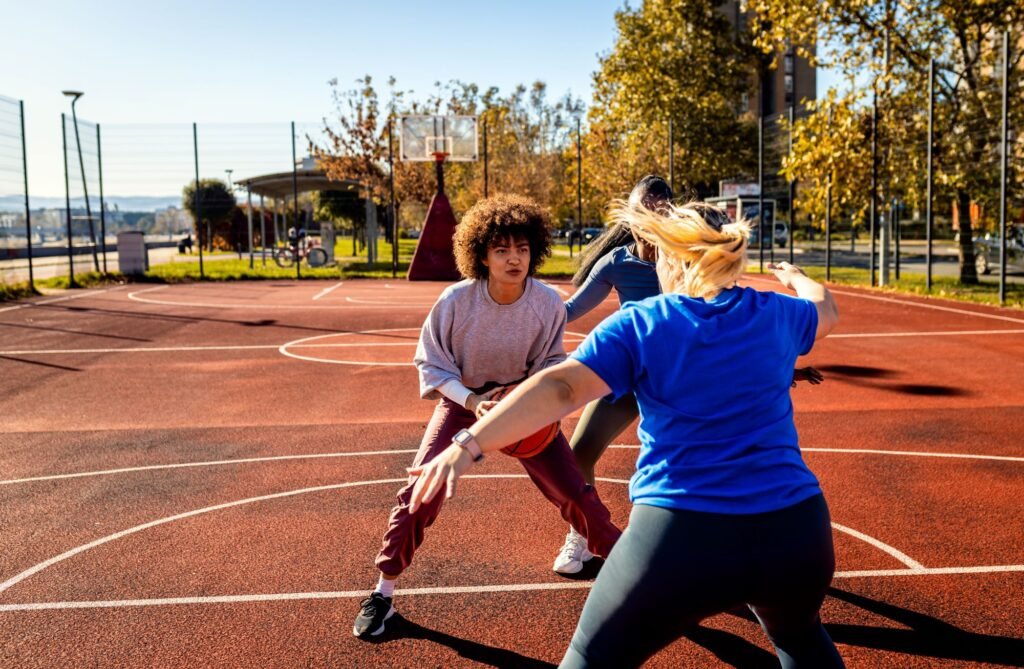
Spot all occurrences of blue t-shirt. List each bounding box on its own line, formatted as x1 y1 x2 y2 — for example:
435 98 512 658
571 286 822 514
565 245 661 322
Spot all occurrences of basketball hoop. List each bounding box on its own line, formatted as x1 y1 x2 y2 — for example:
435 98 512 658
431 151 450 163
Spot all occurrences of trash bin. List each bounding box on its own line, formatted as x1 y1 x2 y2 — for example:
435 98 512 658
320 223 336 265
117 231 149 275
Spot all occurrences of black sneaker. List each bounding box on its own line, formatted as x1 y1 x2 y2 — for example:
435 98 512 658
352 592 395 638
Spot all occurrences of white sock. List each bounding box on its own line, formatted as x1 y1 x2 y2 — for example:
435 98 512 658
375 575 396 598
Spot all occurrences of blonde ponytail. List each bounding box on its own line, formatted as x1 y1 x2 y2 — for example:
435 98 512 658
608 201 749 300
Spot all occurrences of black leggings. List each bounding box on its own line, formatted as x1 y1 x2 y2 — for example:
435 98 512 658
569 394 639 485
560 495 845 669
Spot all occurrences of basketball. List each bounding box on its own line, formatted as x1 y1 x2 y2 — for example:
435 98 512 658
491 385 560 458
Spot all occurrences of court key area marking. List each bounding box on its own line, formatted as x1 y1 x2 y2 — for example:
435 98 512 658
3 464 1021 612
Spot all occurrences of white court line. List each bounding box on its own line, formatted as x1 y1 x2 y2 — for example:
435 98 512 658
0 288 118 314
0 331 587 360
831 523 923 569
0 342 419 356
744 275 1024 325
5 565 1024 612
344 296 435 306
279 329 588 367
829 329 1024 339
5 445 1021 487
127 288 427 310
0 476 912 597
609 444 1024 463
311 281 343 301
0 449 420 486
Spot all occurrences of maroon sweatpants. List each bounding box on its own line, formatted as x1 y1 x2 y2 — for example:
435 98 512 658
375 398 622 577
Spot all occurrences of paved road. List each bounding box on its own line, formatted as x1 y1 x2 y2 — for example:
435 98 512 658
0 245 255 283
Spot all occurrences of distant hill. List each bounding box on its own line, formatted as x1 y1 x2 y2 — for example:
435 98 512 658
0 194 184 212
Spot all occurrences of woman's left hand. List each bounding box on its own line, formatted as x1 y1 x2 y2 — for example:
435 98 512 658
408 443 475 513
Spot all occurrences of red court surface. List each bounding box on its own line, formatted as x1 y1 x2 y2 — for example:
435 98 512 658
1 277 1022 668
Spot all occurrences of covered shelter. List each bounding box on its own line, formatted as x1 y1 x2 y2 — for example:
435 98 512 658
235 162 379 262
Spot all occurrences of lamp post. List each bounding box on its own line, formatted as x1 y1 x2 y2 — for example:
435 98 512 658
62 90 99 272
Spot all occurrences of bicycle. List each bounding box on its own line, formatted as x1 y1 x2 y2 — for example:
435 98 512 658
274 241 329 268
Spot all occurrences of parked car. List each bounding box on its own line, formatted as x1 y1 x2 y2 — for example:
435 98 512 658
748 221 789 248
974 226 1024 274
566 227 604 245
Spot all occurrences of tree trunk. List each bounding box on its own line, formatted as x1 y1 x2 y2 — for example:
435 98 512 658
956 191 978 284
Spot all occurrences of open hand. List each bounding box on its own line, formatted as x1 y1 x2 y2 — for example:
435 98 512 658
408 444 474 513
767 262 807 289
792 366 824 387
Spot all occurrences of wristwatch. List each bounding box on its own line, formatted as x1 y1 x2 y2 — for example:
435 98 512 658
452 429 484 462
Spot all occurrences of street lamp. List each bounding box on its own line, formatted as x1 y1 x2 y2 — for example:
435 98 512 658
62 89 99 272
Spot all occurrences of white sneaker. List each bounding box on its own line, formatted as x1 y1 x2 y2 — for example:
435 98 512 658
553 528 593 574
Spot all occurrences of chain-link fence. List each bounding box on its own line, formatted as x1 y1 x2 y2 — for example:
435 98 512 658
748 50 1023 304
0 95 31 289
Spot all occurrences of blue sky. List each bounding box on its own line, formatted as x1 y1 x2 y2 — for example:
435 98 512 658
5 0 838 198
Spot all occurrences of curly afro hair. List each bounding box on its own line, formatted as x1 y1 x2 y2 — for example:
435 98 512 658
453 194 553 280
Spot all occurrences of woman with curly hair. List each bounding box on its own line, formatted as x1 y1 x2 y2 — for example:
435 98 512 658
407 200 844 667
353 193 622 639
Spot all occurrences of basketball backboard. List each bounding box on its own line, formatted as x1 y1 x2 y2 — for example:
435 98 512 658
400 115 478 162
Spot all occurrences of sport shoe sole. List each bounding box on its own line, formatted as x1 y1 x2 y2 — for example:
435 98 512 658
352 605 395 638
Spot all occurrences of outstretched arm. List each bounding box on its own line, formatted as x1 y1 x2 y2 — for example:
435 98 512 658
768 262 839 340
408 360 610 512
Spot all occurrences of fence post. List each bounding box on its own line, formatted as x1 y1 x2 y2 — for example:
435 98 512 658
247 187 254 269
62 114 77 287
758 112 765 273
96 123 107 274
19 101 34 292
788 104 795 264
193 122 204 279
291 121 300 279
870 91 878 286
825 108 832 282
259 194 266 266
999 30 1010 305
926 58 934 292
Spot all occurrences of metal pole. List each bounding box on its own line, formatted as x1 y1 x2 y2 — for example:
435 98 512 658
62 114 76 287
825 108 832 281
389 119 397 278
246 187 254 269
483 116 489 198
758 112 765 272
999 30 1010 305
292 121 300 279
96 123 107 273
926 58 934 292
260 194 266 266
870 90 878 286
20 101 34 291
788 104 795 264
193 122 204 279
668 117 674 194
70 98 99 272
576 116 582 257
894 198 901 280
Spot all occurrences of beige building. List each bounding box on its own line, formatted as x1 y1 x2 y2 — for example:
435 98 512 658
720 1 817 116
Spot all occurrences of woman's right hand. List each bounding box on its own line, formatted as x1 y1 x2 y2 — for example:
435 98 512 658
465 389 500 418
767 262 807 289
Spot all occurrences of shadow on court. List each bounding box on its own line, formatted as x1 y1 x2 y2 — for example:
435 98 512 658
825 587 1024 667
365 613 557 668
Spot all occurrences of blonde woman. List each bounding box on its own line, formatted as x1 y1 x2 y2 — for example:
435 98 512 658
407 201 844 668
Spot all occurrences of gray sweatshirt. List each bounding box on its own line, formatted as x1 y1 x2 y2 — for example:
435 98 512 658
414 278 568 407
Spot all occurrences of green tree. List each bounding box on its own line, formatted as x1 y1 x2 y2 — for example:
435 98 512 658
588 0 758 201
181 179 236 251
749 0 1024 283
